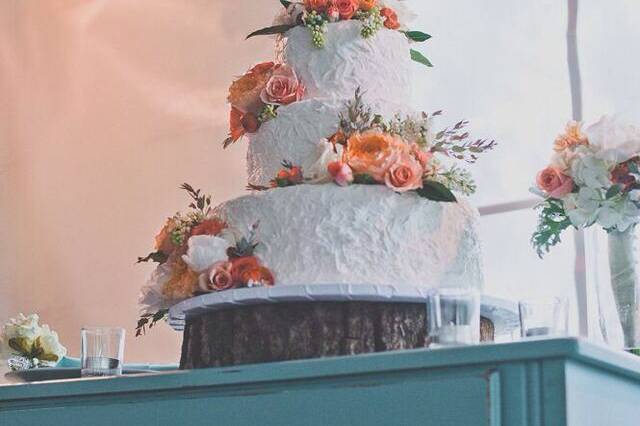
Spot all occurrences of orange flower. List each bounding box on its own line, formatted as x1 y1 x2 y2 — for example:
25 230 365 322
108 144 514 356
155 218 178 256
554 121 589 152
380 7 400 30
230 256 261 285
162 259 199 301
304 0 329 12
241 266 275 287
227 62 276 114
334 0 359 19
343 131 405 181
191 218 227 237
229 107 246 141
359 0 376 11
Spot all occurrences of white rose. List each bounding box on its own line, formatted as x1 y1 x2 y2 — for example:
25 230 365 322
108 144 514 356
138 263 174 314
182 235 230 273
306 139 343 183
37 324 67 364
586 115 640 163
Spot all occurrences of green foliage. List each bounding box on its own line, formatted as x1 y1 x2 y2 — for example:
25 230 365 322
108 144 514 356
280 0 292 8
135 310 169 337
136 251 168 264
227 222 261 259
258 104 279 123
246 24 297 40
353 174 378 185
410 49 433 67
531 198 573 258
434 165 477 196
404 31 432 42
416 180 457 202
339 88 376 136
8 336 59 362
431 120 496 163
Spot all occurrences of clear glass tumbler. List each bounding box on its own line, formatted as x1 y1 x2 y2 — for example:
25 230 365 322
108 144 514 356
427 288 481 348
519 298 569 338
81 327 125 377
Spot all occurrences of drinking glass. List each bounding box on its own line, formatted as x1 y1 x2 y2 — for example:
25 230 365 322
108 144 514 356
519 298 569 338
81 327 125 377
427 288 480 348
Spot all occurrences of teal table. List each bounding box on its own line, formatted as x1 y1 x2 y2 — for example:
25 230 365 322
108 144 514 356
1 338 639 425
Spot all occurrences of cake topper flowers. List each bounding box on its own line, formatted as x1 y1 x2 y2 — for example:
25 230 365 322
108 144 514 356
248 0 432 67
136 184 275 336
532 117 640 257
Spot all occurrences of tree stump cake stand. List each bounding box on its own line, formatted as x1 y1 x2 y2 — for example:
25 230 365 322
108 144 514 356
169 285 519 369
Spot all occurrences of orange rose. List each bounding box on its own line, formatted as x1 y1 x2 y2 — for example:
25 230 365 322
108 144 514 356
260 65 305 106
344 131 404 181
359 0 376 11
304 0 329 12
155 218 178 256
162 259 199 300
230 256 261 285
334 0 359 19
227 62 276 114
384 153 424 192
380 7 400 30
241 266 275 287
191 218 227 237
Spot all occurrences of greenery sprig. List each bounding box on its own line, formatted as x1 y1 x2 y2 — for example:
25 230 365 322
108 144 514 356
532 198 573 258
431 121 497 163
135 309 169 337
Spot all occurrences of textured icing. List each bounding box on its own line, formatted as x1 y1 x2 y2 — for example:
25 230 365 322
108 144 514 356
247 96 414 185
282 21 414 104
213 184 484 290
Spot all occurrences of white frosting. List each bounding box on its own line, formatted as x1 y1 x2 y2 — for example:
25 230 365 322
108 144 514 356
247 96 413 185
213 184 483 290
282 21 414 104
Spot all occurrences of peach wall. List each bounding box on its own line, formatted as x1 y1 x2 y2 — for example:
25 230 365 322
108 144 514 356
1 0 276 363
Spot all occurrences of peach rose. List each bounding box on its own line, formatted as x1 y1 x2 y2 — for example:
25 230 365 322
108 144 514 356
191 218 227 237
384 153 424 192
155 218 178 256
327 5 340 22
536 166 575 198
230 256 261 285
241 266 275 287
410 144 433 169
199 261 234 292
344 131 404 182
228 61 276 114
327 161 354 186
260 65 304 106
334 0 359 19
304 0 329 12
359 0 377 11
380 7 400 30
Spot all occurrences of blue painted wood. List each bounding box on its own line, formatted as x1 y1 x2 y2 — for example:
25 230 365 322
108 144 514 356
1 339 639 425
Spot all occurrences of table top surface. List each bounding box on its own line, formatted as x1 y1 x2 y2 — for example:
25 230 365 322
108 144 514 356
2 338 639 402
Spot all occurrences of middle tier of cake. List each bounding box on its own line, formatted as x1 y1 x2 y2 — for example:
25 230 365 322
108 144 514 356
213 184 484 290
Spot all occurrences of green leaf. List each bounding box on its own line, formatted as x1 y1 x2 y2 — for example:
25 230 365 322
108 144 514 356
280 0 292 7
410 49 433 67
246 24 297 40
137 251 168 264
606 184 623 199
416 180 457 202
353 174 378 185
404 31 432 42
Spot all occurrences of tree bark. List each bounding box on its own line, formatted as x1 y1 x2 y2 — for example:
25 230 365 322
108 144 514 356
180 302 495 369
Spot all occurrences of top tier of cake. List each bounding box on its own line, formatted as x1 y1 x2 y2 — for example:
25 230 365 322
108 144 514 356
282 21 414 105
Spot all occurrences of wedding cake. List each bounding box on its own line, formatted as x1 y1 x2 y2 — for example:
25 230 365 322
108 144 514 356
136 1 498 365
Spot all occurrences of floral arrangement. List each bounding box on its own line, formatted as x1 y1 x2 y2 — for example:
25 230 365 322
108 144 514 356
250 90 495 201
248 0 432 68
224 62 305 148
136 184 275 335
532 116 640 256
1 313 67 370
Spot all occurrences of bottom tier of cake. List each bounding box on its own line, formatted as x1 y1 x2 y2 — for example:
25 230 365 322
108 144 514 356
213 184 484 290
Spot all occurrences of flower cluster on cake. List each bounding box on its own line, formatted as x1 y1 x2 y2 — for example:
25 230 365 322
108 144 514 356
137 0 496 334
532 117 640 256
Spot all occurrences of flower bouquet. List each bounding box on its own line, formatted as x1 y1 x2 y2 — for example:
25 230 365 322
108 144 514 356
532 117 640 350
136 184 275 336
1 314 67 371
